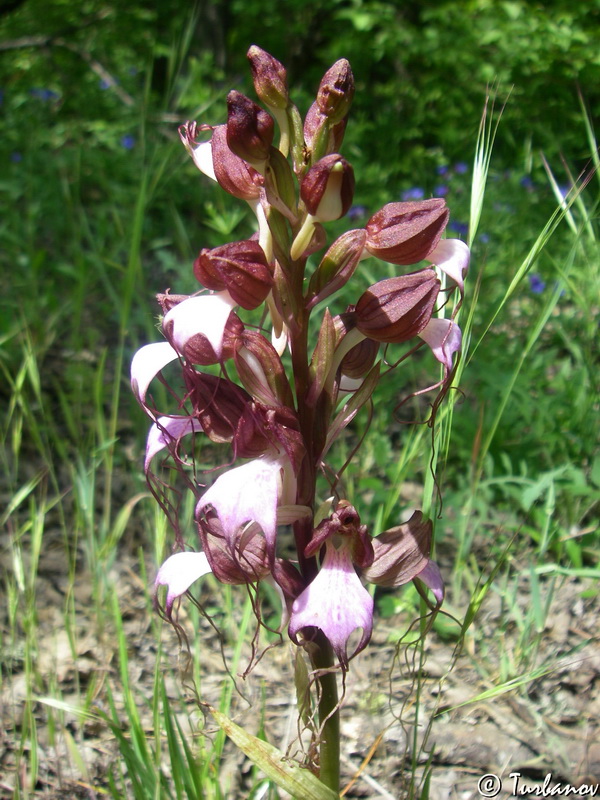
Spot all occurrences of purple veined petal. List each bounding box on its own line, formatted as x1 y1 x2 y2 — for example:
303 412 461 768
163 292 237 360
415 560 445 606
427 239 470 293
418 318 462 370
196 456 284 560
288 541 374 670
130 341 179 409
145 415 204 473
192 140 217 181
155 551 212 615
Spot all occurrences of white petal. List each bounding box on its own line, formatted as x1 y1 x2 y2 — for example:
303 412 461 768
155 551 212 613
145 415 203 473
191 140 217 181
163 293 236 360
427 239 470 292
197 457 283 558
130 341 179 409
419 318 462 370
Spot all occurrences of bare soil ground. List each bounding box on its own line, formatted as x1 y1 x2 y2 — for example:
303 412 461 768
1 533 599 799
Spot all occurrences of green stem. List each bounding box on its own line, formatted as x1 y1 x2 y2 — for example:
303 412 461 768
313 633 340 793
288 263 340 794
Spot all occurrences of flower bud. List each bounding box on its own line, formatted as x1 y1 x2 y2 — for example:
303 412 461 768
247 45 289 110
211 125 263 200
234 330 294 408
226 90 274 164
304 102 347 157
300 154 355 221
307 228 367 308
193 240 273 310
316 58 354 124
365 199 449 265
355 269 440 343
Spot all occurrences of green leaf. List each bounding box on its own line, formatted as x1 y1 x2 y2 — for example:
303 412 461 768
208 706 339 800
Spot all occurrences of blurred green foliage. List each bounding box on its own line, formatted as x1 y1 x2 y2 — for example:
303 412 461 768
2 0 599 183
1 0 597 547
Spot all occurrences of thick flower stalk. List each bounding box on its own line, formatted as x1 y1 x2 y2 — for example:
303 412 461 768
131 46 469 792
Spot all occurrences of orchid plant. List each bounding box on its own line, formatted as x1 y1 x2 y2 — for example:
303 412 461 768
131 46 469 795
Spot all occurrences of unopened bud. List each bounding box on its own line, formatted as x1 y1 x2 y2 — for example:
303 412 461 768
211 125 263 200
308 228 367 307
247 45 289 110
300 154 355 221
234 330 294 408
365 199 449 265
355 269 440 343
317 59 354 124
226 90 274 164
194 240 273 310
304 102 348 161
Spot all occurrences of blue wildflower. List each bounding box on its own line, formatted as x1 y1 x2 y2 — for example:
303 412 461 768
10 152 23 163
401 187 425 201
520 175 534 191
453 162 468 175
436 165 449 176
448 220 468 236
29 88 59 101
434 185 449 197
529 274 546 294
347 205 366 221
121 135 136 150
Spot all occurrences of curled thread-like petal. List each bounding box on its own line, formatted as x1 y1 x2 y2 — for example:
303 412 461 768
288 541 374 669
196 456 287 562
130 341 179 410
427 239 470 293
145 415 203 473
418 318 462 370
163 292 237 362
155 551 212 615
